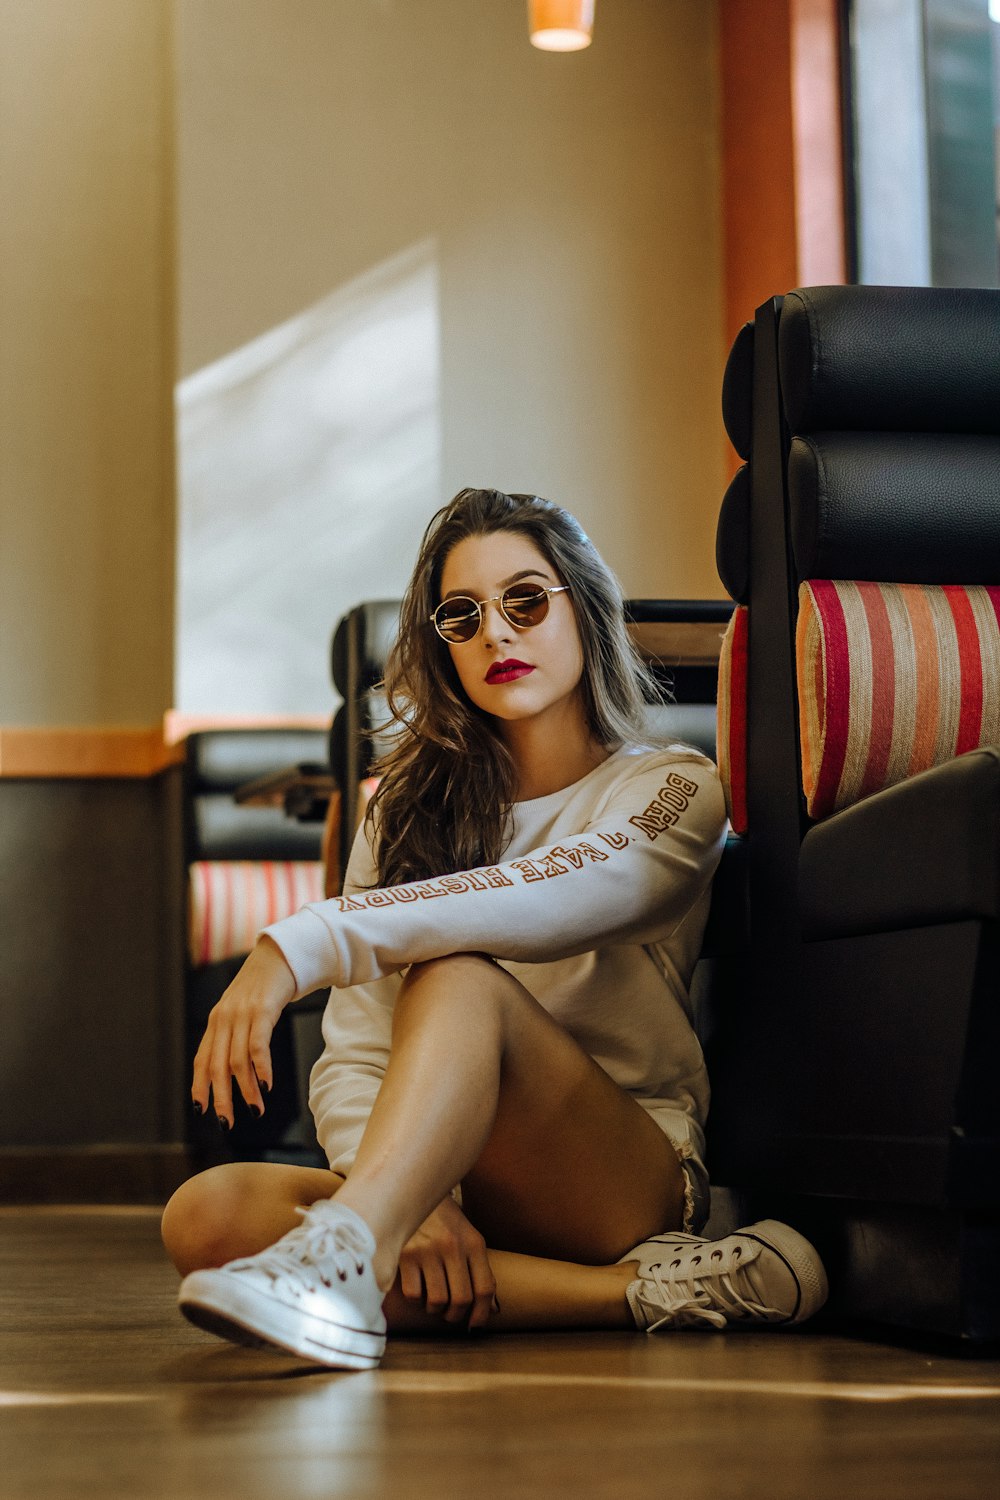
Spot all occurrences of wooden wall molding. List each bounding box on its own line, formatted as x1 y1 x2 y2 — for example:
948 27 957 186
0 714 330 779
0 726 183 779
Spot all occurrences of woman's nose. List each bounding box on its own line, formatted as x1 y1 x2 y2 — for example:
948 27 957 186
480 598 515 643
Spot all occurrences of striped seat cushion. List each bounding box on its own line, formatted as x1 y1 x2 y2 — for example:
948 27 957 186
796 581 1000 820
716 605 748 834
188 860 325 967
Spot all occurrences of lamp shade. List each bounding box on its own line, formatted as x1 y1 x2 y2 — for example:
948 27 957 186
528 0 594 51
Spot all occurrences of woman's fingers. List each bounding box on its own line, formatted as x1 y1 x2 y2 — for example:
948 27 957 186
188 939 295 1125
398 1253 424 1305
418 1257 450 1318
190 1027 212 1115
440 1249 474 1324
398 1200 498 1328
247 1012 275 1097
228 1018 264 1118
208 1019 237 1126
466 1242 498 1330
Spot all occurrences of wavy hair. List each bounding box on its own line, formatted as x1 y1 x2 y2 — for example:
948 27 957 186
368 488 663 887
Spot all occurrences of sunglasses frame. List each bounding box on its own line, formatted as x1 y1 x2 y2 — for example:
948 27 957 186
430 584 570 644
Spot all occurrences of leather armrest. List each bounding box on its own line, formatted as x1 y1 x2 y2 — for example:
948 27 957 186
798 748 1000 941
234 762 334 822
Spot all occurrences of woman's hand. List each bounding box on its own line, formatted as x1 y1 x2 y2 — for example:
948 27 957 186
397 1195 497 1329
191 936 297 1127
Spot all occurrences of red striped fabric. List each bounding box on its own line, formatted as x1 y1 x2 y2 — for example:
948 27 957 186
188 860 325 967
946 586 983 755
717 606 748 834
796 581 1000 820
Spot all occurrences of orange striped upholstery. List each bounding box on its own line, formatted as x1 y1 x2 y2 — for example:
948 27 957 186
716 605 749 834
188 860 325 967
797 581 1000 820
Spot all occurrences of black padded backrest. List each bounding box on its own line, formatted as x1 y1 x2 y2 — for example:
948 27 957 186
789 431 1000 583
715 465 750 603
329 601 402 803
329 602 402 878
775 285 1000 585
777 285 1000 435
722 320 755 460
331 600 401 699
187 729 329 792
185 729 327 861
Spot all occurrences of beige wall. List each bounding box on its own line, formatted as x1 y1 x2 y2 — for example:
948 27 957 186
175 0 726 714
0 0 176 728
0 0 725 728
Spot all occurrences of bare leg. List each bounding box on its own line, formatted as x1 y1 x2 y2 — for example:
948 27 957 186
333 954 685 1289
162 1160 637 1331
165 952 684 1329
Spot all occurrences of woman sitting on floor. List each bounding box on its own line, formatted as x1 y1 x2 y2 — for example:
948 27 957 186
162 486 828 1367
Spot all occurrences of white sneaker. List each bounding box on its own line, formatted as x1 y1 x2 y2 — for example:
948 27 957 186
178 1200 387 1369
619 1219 829 1331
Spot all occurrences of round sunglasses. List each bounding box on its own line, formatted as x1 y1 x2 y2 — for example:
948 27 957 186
430 583 570 644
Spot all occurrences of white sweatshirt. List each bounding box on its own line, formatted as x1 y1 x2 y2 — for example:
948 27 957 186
263 743 728 1178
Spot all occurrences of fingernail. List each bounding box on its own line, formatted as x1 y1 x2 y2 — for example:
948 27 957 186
250 1105 262 1119
191 1100 203 1117
259 1080 270 1095
217 1116 231 1131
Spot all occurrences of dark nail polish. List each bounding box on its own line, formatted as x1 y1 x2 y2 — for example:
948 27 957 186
191 1100 203 1117
250 1105 262 1119
259 1080 270 1095
217 1116 231 1131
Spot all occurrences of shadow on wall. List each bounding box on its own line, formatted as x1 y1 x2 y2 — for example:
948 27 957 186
176 240 442 716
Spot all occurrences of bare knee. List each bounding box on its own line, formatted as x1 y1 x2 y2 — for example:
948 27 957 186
395 954 532 1054
161 1163 271 1275
400 953 524 1017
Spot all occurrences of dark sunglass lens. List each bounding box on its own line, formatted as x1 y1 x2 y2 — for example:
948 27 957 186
502 586 549 626
435 598 480 641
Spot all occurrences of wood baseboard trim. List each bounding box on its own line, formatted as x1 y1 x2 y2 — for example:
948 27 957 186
0 714 330 778
0 726 184 779
0 1145 193 1204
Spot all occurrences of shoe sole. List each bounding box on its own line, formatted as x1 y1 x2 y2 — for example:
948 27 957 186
178 1271 386 1370
742 1220 829 1324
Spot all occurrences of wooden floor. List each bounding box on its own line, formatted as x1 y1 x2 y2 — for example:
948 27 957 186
2 1209 998 1500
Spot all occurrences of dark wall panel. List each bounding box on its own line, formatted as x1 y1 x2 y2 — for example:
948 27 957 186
0 771 185 1149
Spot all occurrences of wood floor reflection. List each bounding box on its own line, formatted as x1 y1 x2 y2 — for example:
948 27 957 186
2 1208 997 1500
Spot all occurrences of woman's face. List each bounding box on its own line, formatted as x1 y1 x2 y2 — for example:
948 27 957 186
436 531 586 733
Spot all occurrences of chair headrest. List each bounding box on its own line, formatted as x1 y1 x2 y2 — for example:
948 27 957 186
778 285 1000 436
331 600 401 697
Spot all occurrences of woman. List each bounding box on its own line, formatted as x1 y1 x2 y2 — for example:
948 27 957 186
163 488 827 1368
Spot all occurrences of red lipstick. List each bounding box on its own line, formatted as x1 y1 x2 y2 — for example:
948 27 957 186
486 659 534 685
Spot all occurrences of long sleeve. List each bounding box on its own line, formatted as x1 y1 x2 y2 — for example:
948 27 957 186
307 973 396 1177
265 748 727 999
298 745 727 1176
304 828 393 1176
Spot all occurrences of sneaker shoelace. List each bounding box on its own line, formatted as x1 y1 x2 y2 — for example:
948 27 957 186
226 1206 370 1298
634 1240 785 1332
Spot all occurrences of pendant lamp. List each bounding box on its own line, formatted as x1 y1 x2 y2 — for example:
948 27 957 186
528 0 594 52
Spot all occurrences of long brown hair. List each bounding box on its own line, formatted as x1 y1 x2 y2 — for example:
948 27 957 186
368 488 662 887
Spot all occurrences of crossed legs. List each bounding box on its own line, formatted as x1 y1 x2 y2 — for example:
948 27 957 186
162 954 688 1332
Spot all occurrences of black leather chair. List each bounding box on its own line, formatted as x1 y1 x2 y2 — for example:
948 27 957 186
328 601 402 888
711 285 1000 1341
183 727 329 1166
